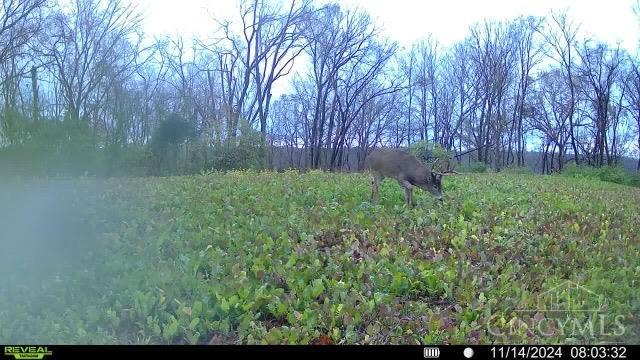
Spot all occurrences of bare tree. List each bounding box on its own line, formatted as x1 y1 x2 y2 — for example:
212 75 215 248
467 20 515 167
217 0 311 138
541 10 581 164
303 4 381 168
411 37 439 143
327 41 398 170
43 0 143 126
508 16 544 166
2 0 639 176
624 56 640 170
578 41 623 166
0 0 45 66
0 0 46 143
399 47 416 146
531 68 571 173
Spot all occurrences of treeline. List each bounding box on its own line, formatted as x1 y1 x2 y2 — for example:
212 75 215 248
0 0 639 177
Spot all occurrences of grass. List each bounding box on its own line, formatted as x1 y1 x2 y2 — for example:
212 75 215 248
0 171 639 344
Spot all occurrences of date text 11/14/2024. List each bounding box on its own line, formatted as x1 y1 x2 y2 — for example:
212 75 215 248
489 346 628 359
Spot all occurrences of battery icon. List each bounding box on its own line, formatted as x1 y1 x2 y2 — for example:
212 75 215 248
423 347 440 358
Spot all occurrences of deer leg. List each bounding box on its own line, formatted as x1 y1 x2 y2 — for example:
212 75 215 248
404 188 413 206
399 180 414 207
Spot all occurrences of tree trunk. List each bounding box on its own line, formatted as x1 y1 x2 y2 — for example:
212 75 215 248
31 66 39 122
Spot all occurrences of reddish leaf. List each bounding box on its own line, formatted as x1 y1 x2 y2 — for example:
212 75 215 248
317 335 333 345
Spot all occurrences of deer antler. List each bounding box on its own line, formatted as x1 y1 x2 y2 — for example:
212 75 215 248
442 160 461 175
431 159 461 176
430 158 441 173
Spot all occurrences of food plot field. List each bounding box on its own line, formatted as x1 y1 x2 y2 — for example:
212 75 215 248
1 171 638 344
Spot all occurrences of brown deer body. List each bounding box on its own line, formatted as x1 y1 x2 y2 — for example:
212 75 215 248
365 148 457 206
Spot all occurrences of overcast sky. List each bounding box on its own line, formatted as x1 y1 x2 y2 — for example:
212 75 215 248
134 0 639 92
136 0 639 51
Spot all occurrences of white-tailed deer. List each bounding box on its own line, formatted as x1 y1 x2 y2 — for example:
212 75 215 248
365 148 459 206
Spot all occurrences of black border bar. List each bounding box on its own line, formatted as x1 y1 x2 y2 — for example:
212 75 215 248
2 344 638 360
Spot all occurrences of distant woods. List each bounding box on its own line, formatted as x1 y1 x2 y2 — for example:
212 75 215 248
1 0 640 177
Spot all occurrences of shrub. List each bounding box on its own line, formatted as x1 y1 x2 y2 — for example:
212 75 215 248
147 114 197 176
597 165 628 185
0 119 103 178
628 172 640 187
408 141 452 162
207 124 265 171
104 145 151 177
561 163 639 187
501 166 533 174
561 163 596 179
458 161 489 173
